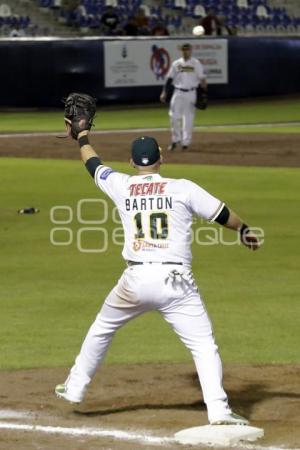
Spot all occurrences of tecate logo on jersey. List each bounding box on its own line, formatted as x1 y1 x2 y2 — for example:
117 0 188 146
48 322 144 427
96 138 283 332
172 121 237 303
129 182 167 196
133 240 169 252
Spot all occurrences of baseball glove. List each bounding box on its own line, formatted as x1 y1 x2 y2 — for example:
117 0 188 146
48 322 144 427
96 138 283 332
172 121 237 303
63 92 97 140
196 87 208 110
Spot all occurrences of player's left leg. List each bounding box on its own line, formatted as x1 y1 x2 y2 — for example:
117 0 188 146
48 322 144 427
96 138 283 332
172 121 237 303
182 91 196 148
55 269 148 403
159 283 233 423
56 301 145 403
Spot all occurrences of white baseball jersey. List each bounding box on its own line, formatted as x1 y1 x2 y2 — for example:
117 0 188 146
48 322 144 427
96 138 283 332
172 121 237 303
95 166 223 265
167 57 205 90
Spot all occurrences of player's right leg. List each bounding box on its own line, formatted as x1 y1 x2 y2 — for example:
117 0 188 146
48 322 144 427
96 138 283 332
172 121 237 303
168 90 183 149
182 90 196 148
55 271 146 403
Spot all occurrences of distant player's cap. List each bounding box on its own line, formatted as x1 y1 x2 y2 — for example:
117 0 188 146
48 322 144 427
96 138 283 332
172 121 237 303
131 136 161 166
181 43 192 50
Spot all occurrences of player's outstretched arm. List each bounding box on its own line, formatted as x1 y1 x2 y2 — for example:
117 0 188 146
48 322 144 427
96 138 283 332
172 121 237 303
77 130 102 178
77 130 99 162
215 206 261 251
65 125 102 178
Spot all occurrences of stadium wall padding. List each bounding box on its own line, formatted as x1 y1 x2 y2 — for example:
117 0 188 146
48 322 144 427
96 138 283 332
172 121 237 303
1 37 300 106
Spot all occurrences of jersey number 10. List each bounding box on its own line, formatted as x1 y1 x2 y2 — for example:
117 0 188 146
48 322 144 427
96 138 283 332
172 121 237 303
134 212 168 240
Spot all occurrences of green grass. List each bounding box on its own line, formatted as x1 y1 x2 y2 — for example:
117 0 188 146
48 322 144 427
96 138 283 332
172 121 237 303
0 158 299 370
200 125 300 133
1 97 300 133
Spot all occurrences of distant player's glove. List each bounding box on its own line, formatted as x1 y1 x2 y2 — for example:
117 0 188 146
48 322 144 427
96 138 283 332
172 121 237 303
196 87 208 110
63 93 97 140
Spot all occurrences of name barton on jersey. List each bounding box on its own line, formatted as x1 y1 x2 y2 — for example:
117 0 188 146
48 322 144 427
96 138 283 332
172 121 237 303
125 181 172 211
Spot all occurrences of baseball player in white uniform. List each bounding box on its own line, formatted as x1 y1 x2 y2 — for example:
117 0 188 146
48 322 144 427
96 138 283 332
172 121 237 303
55 129 260 426
160 43 207 151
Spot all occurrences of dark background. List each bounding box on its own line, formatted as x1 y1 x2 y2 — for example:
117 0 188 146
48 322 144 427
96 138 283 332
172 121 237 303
1 36 300 106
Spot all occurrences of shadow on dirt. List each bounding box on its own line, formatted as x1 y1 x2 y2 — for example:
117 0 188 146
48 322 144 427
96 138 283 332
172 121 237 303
74 375 300 419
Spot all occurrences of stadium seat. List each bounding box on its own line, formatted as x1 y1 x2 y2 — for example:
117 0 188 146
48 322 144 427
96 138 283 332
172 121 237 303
140 4 151 17
150 6 161 17
193 4 206 18
79 14 89 30
32 0 299 36
0 3 11 17
105 0 118 6
256 5 269 18
237 0 248 8
174 0 186 8
39 0 53 8
172 14 182 28
164 0 174 8
19 15 30 27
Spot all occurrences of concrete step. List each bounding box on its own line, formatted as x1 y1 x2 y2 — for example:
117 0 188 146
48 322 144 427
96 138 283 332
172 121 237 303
5 0 80 36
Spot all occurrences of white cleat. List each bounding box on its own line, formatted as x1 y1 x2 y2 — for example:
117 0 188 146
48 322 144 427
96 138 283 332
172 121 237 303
55 384 82 404
210 412 249 426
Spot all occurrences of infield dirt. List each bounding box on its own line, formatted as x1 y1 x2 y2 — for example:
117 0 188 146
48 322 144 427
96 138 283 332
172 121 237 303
0 130 300 167
0 364 299 449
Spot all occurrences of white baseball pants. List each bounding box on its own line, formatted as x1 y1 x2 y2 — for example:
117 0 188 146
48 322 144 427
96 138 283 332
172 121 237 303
169 89 196 147
64 264 231 423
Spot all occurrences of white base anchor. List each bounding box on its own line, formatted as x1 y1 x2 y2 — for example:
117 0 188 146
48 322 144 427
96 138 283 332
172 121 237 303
175 425 264 446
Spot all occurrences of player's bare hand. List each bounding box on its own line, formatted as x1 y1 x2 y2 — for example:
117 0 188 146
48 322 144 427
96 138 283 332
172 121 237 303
240 228 261 251
64 118 72 137
64 119 89 141
160 91 166 103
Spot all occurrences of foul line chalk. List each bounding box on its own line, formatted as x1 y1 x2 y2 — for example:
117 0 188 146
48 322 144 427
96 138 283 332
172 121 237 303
240 445 299 450
0 421 174 446
1 121 300 139
0 409 34 419
0 420 298 449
